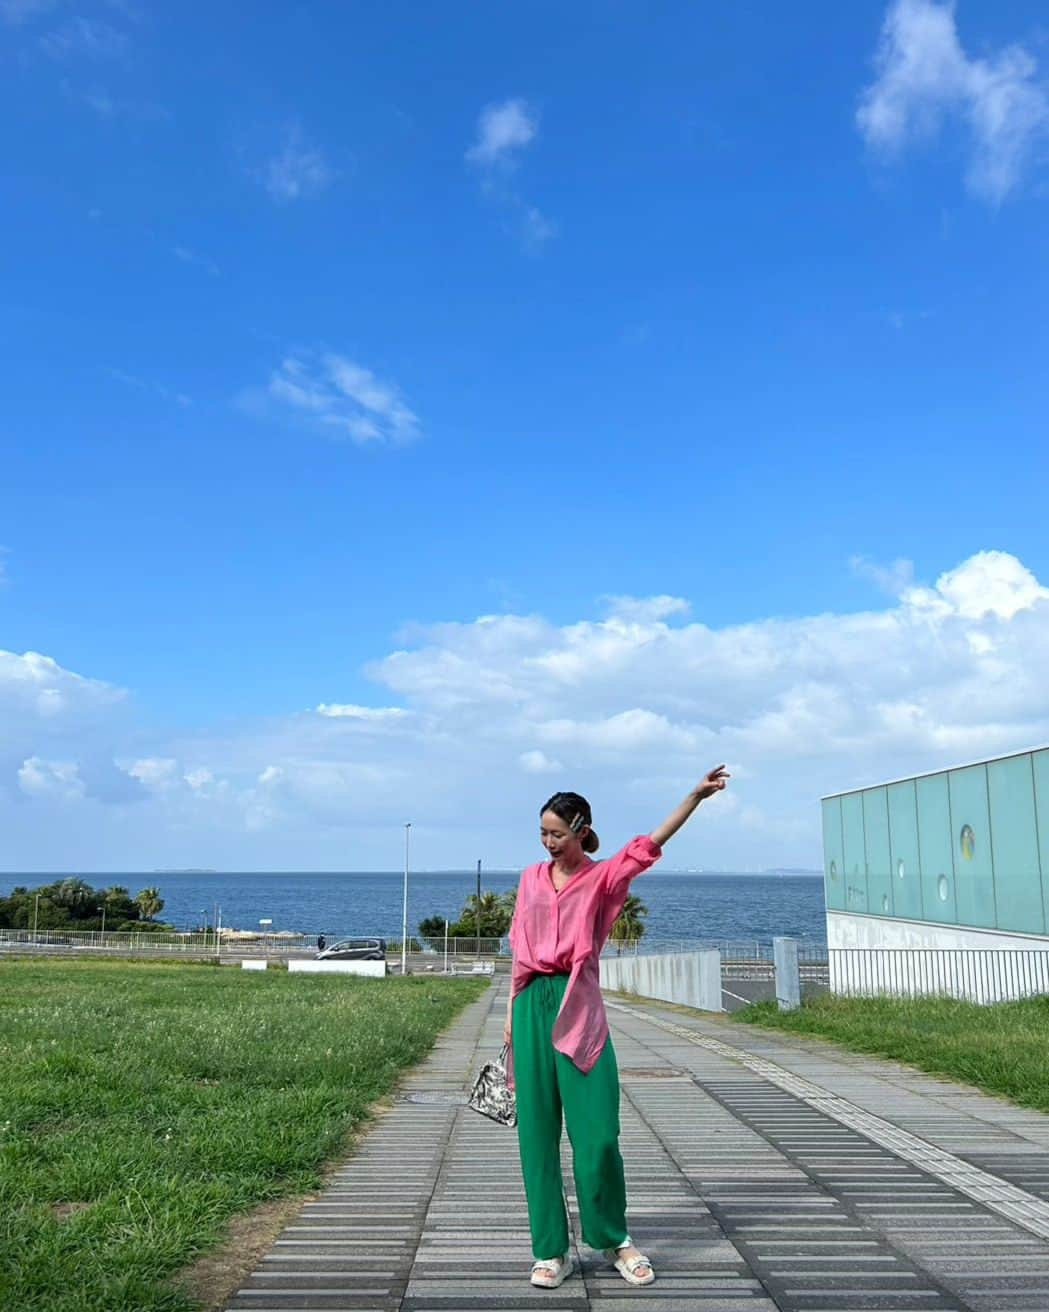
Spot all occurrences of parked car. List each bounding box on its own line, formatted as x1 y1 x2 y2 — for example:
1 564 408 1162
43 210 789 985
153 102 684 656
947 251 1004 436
316 937 386 961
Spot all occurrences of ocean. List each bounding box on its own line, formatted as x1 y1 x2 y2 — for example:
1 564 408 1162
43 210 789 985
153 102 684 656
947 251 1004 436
1 869 828 945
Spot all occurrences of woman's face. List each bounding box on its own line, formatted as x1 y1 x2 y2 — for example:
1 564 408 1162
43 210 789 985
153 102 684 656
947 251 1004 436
540 810 583 860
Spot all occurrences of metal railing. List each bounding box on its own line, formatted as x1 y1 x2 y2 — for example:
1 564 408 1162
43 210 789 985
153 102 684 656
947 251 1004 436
830 948 1049 1003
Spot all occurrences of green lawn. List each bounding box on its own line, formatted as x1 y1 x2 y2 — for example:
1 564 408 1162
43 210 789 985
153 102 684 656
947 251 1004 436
735 992 1049 1112
0 959 487 1312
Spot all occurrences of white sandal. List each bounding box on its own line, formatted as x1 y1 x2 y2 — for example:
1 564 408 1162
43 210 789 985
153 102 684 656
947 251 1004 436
530 1252 573 1288
604 1241 655 1287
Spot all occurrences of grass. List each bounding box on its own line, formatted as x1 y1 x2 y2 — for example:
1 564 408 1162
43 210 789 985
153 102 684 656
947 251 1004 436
734 992 1049 1113
0 959 488 1312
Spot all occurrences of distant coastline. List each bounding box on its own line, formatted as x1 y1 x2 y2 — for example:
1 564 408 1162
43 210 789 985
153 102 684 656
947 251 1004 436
152 868 218 874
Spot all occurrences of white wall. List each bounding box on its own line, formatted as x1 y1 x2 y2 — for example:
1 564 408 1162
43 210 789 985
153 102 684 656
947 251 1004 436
288 959 387 977
827 911 1049 1002
600 950 722 1012
828 911 1049 952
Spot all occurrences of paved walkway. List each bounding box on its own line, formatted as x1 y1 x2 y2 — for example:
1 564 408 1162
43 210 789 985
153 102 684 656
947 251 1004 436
224 981 1049 1312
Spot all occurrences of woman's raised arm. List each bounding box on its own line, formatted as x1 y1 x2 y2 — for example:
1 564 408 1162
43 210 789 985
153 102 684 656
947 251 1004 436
649 765 730 848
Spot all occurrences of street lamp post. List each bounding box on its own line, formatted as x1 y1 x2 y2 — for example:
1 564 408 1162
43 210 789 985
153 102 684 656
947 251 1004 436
33 893 40 943
401 822 412 976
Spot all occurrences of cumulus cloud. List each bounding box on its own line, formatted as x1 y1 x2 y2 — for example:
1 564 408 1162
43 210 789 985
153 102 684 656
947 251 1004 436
18 757 85 800
3 550 1049 869
247 352 420 446
857 0 1049 202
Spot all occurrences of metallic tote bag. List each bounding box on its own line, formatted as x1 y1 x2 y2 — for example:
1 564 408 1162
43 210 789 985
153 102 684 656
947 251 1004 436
468 1043 517 1127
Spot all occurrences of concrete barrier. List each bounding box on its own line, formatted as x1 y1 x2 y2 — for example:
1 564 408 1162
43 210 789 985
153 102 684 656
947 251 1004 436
600 949 723 1012
288 959 386 977
241 959 268 971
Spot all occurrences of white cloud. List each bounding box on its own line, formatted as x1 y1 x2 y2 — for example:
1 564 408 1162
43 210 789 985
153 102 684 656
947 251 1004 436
251 352 420 446
857 0 1049 202
3 551 1049 870
316 703 409 721
467 98 553 249
257 125 333 202
0 649 124 721
901 548 1049 619
18 756 85 800
126 757 177 788
467 98 537 164
850 555 915 596
42 16 128 59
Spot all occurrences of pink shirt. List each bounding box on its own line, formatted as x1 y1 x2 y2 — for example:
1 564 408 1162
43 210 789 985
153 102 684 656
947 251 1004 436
508 835 662 1079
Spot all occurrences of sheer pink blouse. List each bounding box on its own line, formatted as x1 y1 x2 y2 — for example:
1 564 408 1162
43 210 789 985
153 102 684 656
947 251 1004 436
508 835 662 1079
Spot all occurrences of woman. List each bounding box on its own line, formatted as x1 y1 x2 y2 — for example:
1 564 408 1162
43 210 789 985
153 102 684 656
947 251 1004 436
506 765 730 1289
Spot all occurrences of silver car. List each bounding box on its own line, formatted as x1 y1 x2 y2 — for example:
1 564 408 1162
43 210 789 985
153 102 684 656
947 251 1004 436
316 936 386 962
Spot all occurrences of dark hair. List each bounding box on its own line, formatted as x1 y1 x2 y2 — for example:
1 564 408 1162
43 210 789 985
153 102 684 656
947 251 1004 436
540 791 600 854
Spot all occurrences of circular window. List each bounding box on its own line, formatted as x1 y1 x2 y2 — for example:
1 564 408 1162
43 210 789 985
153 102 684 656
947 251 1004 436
897 858 905 880
830 860 838 883
881 894 889 912
938 873 950 902
959 824 975 860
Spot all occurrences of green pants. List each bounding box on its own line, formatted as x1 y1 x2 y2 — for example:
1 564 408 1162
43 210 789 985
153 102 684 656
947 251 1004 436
512 973 629 1258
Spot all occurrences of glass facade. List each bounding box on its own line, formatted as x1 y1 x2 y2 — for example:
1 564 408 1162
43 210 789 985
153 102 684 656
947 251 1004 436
822 748 1049 934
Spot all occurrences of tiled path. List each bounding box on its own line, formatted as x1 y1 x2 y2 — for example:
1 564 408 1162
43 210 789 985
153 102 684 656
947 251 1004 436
224 980 1049 1311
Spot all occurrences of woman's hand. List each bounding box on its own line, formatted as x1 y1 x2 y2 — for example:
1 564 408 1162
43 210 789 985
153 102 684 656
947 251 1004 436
650 765 732 847
694 764 730 801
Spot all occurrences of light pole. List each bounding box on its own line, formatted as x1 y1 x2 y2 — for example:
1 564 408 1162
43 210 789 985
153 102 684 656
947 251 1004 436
401 822 412 976
476 858 482 959
33 893 40 943
201 910 207 950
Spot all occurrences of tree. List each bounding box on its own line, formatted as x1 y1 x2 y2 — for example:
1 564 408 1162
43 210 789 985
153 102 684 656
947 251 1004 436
455 891 510 939
134 887 165 921
417 914 450 949
609 894 648 954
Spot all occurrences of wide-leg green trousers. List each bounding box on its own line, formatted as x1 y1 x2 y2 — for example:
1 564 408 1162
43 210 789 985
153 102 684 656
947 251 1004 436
512 973 630 1259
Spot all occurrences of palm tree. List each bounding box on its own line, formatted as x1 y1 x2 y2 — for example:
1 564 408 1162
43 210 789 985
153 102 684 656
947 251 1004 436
134 887 164 921
463 891 508 937
609 894 648 955
497 887 517 921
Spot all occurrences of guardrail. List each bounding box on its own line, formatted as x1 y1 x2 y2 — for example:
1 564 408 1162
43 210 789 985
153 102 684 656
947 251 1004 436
830 947 1049 1003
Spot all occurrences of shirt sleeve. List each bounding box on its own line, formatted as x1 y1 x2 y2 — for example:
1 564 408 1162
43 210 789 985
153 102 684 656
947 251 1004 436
600 834 663 899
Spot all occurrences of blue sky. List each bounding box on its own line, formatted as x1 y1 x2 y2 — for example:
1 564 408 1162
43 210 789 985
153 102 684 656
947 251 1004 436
2 0 1049 872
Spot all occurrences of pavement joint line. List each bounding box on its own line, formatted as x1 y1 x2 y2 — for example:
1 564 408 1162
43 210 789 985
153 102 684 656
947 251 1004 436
608 999 1049 1246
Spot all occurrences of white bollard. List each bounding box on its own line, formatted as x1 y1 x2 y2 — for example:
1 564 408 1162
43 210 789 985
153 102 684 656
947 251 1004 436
774 936 801 1011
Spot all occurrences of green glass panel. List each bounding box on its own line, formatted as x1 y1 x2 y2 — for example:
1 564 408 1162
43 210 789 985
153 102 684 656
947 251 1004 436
947 764 996 928
862 787 893 917
916 773 956 923
822 797 845 911
841 791 868 914
887 779 923 920
1032 750 1049 928
987 754 1044 934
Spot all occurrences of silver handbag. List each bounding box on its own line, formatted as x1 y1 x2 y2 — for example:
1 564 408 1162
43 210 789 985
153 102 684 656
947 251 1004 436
468 1043 517 1127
